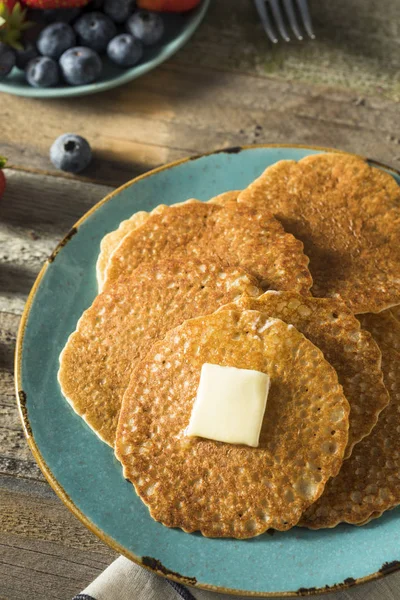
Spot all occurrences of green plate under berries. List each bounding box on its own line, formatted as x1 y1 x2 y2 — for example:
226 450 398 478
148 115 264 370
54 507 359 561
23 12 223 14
0 0 209 98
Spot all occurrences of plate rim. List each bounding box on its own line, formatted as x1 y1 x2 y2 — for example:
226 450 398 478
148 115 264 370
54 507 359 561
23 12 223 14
0 0 210 99
14 143 400 597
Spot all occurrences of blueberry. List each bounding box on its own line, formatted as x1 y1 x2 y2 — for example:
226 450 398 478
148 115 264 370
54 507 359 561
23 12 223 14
25 56 59 87
43 8 81 23
126 11 164 46
103 0 135 24
59 46 102 85
107 34 142 67
74 12 117 53
0 43 16 80
15 42 38 70
50 134 92 174
37 22 76 59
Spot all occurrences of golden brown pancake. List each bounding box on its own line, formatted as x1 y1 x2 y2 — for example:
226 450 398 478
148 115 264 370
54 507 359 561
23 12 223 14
301 310 400 528
116 309 349 538
103 200 312 294
96 209 154 292
390 305 400 324
96 192 240 291
355 511 383 526
58 258 261 446
238 153 400 314
220 291 389 458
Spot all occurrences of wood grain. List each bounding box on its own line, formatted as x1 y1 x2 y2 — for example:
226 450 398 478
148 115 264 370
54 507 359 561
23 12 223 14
0 480 115 600
2 0 400 187
0 170 112 314
0 172 115 598
1 0 400 597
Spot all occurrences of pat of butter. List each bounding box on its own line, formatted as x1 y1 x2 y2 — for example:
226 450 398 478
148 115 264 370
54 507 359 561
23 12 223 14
186 363 270 447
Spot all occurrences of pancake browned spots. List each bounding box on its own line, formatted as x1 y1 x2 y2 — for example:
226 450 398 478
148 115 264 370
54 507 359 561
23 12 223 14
390 305 400 324
301 310 400 528
238 153 400 314
103 200 312 295
116 310 349 538
355 511 383 526
96 193 240 292
58 259 261 447
221 291 389 458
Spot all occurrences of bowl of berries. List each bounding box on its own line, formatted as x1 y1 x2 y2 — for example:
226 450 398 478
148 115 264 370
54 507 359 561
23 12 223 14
0 0 209 97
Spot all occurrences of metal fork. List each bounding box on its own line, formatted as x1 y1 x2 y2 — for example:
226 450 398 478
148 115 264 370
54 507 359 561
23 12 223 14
254 0 315 43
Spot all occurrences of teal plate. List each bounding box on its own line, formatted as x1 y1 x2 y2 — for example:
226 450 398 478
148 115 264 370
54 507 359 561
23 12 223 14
0 1 209 98
16 145 400 597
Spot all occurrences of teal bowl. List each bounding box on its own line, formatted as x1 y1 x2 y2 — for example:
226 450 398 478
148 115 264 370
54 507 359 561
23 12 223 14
0 1 209 98
16 145 400 596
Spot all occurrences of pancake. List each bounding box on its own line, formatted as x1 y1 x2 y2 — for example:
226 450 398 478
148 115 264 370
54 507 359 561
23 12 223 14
220 291 389 458
301 310 400 528
390 305 400 324
96 192 240 292
96 209 154 292
58 259 261 447
356 511 383 526
103 200 312 295
237 153 400 314
96 199 197 292
116 309 350 538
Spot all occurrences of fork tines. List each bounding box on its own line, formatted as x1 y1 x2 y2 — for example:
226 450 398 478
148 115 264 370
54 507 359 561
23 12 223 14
254 0 315 43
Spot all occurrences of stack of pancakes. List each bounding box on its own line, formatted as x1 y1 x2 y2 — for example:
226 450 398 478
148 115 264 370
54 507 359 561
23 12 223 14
58 153 400 538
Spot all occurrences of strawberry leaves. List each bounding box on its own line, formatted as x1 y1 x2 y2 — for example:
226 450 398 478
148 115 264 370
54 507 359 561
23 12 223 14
0 2 33 50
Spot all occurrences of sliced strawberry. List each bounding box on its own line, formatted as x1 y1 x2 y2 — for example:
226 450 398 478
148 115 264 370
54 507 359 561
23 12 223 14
23 0 90 8
0 156 6 199
137 0 202 12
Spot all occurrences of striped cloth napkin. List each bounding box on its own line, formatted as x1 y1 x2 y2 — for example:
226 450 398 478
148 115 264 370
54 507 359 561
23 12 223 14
72 555 400 600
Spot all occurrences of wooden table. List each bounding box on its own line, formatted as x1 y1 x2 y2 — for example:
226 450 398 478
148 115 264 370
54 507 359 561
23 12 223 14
1 1 400 598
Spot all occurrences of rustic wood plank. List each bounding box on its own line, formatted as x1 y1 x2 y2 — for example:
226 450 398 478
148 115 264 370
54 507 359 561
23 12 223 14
0 171 112 485
2 66 400 187
0 169 113 314
182 0 400 98
1 0 400 186
0 313 17 370
0 374 41 480
0 312 41 481
0 477 115 553
0 166 117 598
0 479 116 600
0 312 44 483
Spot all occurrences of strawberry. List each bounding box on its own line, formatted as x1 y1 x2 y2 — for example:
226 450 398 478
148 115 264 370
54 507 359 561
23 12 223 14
137 0 202 12
0 156 6 200
23 0 90 8
0 2 32 50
